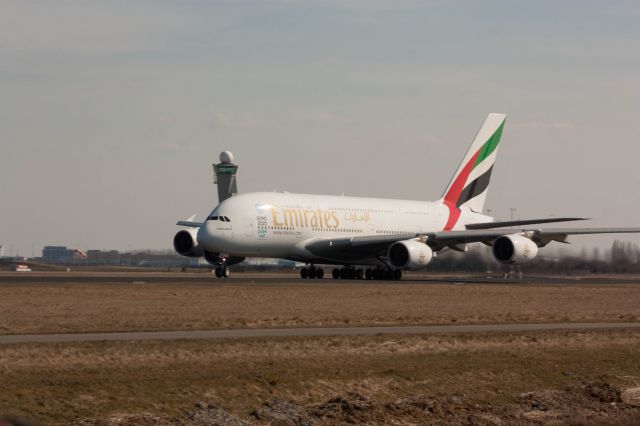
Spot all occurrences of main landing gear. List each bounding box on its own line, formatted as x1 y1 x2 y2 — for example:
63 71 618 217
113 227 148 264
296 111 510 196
300 265 324 279
299 265 402 281
332 267 402 281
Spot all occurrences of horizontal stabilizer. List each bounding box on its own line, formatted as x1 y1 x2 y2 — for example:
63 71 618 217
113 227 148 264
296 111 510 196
466 217 587 230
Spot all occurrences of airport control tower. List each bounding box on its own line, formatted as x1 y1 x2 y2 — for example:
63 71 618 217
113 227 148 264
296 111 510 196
213 151 239 203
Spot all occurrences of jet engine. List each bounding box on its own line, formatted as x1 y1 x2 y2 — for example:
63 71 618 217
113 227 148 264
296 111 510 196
173 228 203 257
492 234 539 264
387 240 433 270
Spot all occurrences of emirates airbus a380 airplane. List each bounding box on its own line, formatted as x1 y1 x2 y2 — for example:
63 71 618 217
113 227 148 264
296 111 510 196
173 113 640 280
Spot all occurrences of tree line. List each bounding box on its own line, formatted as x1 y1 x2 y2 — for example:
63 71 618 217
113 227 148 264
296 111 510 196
428 240 640 274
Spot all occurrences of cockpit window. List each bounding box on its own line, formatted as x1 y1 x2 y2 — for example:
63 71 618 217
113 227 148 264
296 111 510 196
206 214 230 222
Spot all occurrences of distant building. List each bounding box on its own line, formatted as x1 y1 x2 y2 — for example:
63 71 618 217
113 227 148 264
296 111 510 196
87 249 121 265
85 249 199 267
42 246 75 264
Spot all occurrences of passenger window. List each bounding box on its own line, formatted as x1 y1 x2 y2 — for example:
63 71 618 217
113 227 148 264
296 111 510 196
224 216 231 222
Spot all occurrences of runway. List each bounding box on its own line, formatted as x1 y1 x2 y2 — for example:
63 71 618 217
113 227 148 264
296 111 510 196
1 271 639 286
2 322 640 344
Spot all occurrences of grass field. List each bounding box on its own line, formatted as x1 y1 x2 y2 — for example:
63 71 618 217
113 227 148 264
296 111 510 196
1 280 640 334
2 330 640 425
3 274 640 424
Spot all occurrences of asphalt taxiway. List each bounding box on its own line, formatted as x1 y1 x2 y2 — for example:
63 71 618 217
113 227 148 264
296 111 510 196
2 322 640 344
1 271 639 286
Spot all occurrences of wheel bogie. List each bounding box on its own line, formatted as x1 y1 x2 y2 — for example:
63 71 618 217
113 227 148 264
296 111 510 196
327 267 401 281
301 266 324 279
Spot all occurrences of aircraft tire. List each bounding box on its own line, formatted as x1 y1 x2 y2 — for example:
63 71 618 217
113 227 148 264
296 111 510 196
365 268 373 280
332 268 340 279
223 266 230 278
301 268 308 279
215 267 222 278
356 269 364 280
393 269 402 280
316 268 324 279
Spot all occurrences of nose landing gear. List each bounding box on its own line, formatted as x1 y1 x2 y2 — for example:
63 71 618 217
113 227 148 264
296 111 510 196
214 265 230 278
214 255 231 278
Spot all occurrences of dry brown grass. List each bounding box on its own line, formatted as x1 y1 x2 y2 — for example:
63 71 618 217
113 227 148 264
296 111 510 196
2 330 640 424
1 280 640 334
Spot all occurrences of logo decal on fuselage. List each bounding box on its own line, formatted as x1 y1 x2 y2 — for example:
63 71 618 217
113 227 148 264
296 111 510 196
272 207 339 229
257 215 268 238
254 203 374 237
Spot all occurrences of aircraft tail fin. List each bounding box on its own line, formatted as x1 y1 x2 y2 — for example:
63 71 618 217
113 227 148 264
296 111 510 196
440 113 506 229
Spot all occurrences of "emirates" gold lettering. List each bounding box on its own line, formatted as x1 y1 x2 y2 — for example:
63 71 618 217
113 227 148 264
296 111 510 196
270 207 340 228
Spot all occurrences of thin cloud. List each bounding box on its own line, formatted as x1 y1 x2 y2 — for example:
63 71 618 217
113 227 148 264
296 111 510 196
160 143 201 152
211 112 269 129
517 121 577 130
0 1 193 55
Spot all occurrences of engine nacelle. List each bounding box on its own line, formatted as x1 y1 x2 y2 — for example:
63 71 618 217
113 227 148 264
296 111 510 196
388 240 433 270
173 229 203 257
492 234 539 264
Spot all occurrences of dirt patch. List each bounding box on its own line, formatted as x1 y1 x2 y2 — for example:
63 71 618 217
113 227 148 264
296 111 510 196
76 383 640 425
620 387 640 407
188 402 249 426
3 330 640 424
248 384 640 425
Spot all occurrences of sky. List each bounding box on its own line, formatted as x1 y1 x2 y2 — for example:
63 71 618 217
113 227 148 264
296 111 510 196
1 0 640 256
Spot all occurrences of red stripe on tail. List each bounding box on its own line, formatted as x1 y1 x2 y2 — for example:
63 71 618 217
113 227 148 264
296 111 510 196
443 151 480 230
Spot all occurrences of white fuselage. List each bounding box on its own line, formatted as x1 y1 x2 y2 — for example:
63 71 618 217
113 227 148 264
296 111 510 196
197 192 489 264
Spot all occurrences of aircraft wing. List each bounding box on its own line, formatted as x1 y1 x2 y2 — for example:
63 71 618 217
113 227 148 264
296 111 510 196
465 217 587 230
305 228 640 261
176 214 203 228
305 233 418 261
425 227 640 248
176 221 203 228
